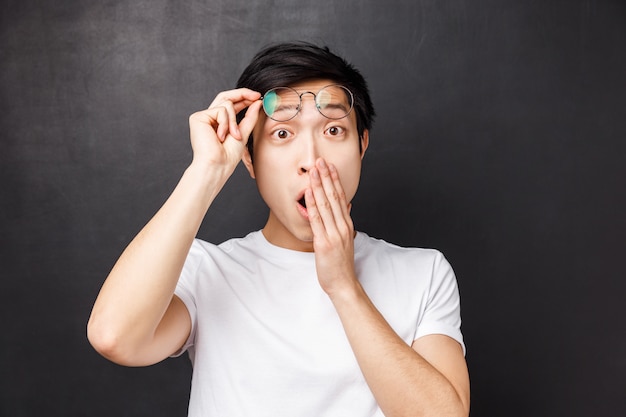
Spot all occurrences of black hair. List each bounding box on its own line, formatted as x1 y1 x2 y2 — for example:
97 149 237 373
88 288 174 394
236 42 375 160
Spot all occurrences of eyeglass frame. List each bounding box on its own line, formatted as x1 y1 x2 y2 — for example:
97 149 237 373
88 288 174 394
260 84 355 122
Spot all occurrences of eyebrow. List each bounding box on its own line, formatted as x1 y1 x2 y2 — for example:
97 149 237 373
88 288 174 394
273 103 299 111
319 102 349 111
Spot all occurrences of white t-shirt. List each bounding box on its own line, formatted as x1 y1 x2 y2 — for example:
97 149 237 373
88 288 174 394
175 231 464 417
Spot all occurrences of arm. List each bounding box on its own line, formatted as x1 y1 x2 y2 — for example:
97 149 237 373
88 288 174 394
305 158 470 417
87 90 263 366
329 287 469 417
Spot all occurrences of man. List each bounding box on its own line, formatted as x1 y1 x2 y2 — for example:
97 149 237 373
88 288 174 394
88 42 470 417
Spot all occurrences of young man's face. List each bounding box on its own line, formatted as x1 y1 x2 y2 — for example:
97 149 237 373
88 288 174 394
243 79 369 252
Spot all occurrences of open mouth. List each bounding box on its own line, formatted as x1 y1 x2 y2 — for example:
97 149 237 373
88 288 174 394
298 196 307 208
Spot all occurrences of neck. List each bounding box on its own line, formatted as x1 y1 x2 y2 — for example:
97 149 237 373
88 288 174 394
261 215 315 252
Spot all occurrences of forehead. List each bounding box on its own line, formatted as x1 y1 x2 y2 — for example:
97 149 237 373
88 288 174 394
285 79 336 93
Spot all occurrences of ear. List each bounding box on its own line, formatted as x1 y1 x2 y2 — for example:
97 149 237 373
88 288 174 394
242 146 256 179
360 129 370 160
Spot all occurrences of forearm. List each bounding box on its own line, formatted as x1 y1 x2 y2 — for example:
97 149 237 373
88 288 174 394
88 91 262 365
329 283 469 417
87 163 226 358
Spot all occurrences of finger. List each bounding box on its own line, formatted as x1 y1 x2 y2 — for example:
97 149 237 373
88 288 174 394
208 90 262 142
309 165 338 235
314 159 349 231
209 88 261 112
304 187 327 238
237 100 263 144
213 100 241 140
327 162 352 222
189 108 221 142
214 107 230 142
316 159 345 215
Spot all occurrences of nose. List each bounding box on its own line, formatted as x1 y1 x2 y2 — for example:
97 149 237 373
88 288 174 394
298 129 320 174
298 134 319 174
296 94 322 174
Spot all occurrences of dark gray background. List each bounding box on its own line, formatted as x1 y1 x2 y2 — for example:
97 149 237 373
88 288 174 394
2 0 625 416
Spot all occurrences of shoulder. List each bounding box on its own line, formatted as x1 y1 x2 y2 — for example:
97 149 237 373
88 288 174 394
355 232 447 266
190 230 263 257
354 232 457 291
180 231 263 277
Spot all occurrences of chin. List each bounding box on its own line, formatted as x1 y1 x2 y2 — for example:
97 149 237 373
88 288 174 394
293 228 314 243
286 227 316 251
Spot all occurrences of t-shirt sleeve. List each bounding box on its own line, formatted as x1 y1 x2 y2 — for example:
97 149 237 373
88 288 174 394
414 251 465 355
170 241 202 357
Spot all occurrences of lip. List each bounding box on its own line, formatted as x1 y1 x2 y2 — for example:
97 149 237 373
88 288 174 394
296 190 309 219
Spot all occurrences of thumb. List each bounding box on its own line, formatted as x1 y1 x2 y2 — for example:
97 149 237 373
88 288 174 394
238 100 263 145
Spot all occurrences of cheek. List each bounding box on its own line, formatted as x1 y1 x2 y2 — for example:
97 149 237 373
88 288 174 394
253 157 288 204
255 169 279 196
335 158 362 200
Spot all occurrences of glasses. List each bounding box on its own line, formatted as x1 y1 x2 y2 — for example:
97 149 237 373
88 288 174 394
261 84 354 122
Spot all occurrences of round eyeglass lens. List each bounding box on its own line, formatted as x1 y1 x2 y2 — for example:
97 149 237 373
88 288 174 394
315 85 353 120
262 87 301 121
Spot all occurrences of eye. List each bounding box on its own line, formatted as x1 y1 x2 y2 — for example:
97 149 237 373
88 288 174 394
270 128 293 141
325 126 345 136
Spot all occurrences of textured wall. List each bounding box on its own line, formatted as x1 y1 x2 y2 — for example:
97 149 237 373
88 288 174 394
2 1 625 415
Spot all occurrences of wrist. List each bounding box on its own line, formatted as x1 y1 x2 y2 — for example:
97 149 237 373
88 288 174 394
326 278 367 307
185 160 231 193
176 163 229 212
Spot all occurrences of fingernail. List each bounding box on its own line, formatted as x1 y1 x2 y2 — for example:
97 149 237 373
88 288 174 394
318 159 327 169
311 167 319 179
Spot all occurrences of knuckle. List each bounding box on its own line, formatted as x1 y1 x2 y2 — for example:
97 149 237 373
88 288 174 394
214 91 229 101
316 235 332 247
308 210 321 222
340 224 353 238
190 110 204 120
